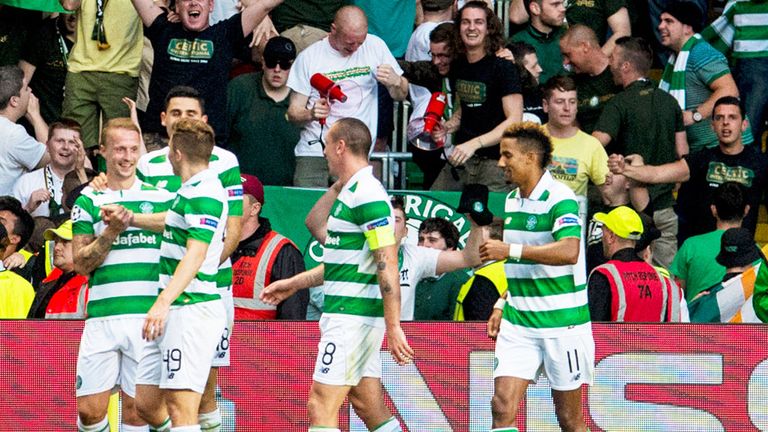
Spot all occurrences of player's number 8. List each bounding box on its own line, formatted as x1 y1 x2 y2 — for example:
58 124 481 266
321 342 336 366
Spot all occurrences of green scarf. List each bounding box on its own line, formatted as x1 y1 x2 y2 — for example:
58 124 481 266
658 34 702 109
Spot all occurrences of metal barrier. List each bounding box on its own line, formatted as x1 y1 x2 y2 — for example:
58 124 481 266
370 151 412 190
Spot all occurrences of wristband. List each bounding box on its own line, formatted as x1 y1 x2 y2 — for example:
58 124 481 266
508 243 523 262
494 297 506 310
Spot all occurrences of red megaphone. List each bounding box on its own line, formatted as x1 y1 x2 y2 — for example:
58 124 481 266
423 92 447 134
310 73 347 125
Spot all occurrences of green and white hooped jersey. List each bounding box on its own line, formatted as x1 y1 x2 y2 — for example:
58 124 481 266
322 166 396 328
71 181 174 320
502 171 591 337
137 145 242 290
160 169 228 307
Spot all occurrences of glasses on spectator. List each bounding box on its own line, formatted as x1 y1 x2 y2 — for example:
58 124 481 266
264 57 293 70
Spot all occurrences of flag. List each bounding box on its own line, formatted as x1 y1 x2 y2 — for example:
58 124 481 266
0 0 69 13
688 262 760 323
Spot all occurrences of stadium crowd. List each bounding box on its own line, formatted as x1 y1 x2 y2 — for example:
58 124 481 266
1 0 768 430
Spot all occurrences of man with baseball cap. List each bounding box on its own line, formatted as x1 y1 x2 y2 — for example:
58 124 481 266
231 174 308 319
588 206 685 322
27 220 88 319
228 36 301 186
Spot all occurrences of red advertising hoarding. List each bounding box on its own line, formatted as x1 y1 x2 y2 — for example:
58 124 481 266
1 321 766 431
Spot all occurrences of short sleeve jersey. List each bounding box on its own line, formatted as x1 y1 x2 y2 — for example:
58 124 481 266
398 243 441 320
137 146 242 290
501 171 591 337
450 55 521 159
684 42 737 151
322 166 396 327
71 181 174 319
286 35 402 157
143 13 248 144
160 169 228 307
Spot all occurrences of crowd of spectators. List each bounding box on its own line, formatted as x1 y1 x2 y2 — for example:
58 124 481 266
1 0 767 323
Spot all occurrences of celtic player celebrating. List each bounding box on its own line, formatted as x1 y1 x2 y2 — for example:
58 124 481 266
72 118 174 432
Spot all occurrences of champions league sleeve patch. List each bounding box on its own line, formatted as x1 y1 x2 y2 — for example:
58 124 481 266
555 215 580 229
228 188 243 197
366 217 390 231
199 217 219 228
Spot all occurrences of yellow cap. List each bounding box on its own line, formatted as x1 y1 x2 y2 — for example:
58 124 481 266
593 206 643 240
44 220 73 241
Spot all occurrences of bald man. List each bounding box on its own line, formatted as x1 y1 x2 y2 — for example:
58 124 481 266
559 24 622 133
286 5 408 187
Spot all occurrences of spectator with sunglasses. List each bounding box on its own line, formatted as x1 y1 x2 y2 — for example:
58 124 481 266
228 36 300 186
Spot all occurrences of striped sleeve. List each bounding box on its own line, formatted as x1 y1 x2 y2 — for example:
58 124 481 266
356 199 395 251
550 199 581 240
184 196 224 244
701 1 736 54
219 152 243 216
71 192 97 235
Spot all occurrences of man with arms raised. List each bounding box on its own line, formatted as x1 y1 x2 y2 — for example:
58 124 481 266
72 118 173 432
129 0 282 145
137 85 243 432
262 118 412 431
483 122 593 432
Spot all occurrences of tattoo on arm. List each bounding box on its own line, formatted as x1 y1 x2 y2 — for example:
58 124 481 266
73 233 116 275
377 261 386 271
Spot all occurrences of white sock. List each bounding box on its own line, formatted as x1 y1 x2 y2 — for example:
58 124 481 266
372 417 402 432
308 428 341 432
150 417 172 432
121 424 149 431
170 426 201 432
198 408 221 432
77 416 109 432
490 428 519 432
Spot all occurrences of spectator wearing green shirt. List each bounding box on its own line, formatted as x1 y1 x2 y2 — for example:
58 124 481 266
228 36 300 186
510 0 567 85
670 182 747 303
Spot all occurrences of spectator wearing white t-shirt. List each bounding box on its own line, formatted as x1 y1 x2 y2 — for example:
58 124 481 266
0 66 49 196
286 5 409 187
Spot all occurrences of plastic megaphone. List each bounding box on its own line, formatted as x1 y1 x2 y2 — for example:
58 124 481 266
407 92 448 151
311 73 347 125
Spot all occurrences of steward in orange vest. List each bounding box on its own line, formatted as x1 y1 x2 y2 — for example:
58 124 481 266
232 174 308 319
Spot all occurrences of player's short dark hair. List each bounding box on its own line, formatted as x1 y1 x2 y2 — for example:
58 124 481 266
0 196 34 250
328 118 372 157
171 118 215 164
0 66 24 111
502 122 553 169
615 36 653 75
713 182 747 223
164 85 206 114
542 75 577 101
418 217 460 250
430 22 455 45
713 95 745 120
